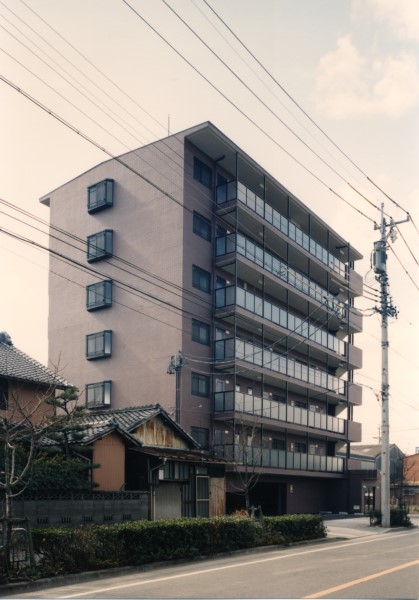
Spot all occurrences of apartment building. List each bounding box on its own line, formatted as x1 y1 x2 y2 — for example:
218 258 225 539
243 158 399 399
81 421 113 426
41 122 363 514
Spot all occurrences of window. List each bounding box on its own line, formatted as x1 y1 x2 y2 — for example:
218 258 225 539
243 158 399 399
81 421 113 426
196 476 210 517
86 280 112 311
87 230 113 263
272 439 285 451
0 378 8 410
272 394 286 404
215 379 225 393
193 212 211 241
217 173 227 186
191 426 209 450
192 265 211 293
291 441 307 453
213 429 226 445
192 319 210 345
86 381 111 408
86 331 112 359
192 372 210 397
87 179 114 213
193 157 212 188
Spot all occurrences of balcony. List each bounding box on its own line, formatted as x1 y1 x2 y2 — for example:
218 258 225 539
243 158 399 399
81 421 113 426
214 390 346 435
347 419 362 443
216 233 346 318
215 337 346 396
215 285 346 356
348 307 363 334
347 344 363 370
216 180 347 279
348 382 362 406
214 444 344 473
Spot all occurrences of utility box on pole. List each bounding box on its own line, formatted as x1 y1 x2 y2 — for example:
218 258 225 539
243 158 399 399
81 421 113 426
373 241 386 274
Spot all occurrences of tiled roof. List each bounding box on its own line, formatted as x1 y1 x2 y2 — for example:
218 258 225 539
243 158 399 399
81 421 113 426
350 444 382 459
138 446 228 464
75 404 199 448
0 332 70 388
350 443 403 459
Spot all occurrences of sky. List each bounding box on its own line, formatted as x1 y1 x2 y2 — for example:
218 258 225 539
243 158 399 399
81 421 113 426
0 0 418 454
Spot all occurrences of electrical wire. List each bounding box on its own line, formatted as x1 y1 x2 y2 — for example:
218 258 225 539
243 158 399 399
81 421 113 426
1 195 363 368
0 1 414 446
121 0 376 225
163 0 386 219
201 0 412 219
0 3 380 246
396 226 419 268
388 246 419 292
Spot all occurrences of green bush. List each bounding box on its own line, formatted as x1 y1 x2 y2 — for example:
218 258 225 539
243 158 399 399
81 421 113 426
263 514 326 544
369 509 411 527
29 454 93 492
31 514 325 578
32 526 103 576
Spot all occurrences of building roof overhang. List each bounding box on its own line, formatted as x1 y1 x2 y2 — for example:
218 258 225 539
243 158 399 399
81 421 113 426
186 122 363 263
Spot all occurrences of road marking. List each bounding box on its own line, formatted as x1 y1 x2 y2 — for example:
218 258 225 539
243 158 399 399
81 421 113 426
304 558 419 598
60 530 419 598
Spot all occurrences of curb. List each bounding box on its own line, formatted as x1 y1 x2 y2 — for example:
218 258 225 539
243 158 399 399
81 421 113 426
0 537 336 597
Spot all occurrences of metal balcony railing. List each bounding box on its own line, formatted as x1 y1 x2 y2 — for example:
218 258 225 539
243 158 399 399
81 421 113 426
213 444 344 473
215 232 345 318
214 338 345 395
216 180 347 278
214 390 345 434
215 285 345 356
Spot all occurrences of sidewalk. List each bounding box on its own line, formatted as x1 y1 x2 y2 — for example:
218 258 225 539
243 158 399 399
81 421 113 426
325 514 418 539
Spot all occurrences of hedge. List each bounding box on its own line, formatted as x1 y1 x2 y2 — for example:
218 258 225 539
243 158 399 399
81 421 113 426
31 514 325 578
263 514 327 544
369 509 411 527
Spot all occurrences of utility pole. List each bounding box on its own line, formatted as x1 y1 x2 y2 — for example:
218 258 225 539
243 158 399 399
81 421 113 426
373 204 409 527
167 352 184 424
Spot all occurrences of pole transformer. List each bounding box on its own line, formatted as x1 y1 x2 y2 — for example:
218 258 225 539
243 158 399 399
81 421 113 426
373 204 409 528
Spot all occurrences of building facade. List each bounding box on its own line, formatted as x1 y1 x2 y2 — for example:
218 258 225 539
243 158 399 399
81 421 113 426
41 122 363 514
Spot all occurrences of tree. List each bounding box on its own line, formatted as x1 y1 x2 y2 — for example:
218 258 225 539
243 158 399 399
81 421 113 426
400 454 419 510
0 383 89 576
228 416 264 512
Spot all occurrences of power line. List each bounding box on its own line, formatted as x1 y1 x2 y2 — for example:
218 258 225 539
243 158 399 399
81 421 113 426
16 0 167 136
1 223 356 385
388 245 419 292
0 201 213 314
121 0 376 225
2 0 379 229
163 0 382 217
396 226 419 268
202 0 412 219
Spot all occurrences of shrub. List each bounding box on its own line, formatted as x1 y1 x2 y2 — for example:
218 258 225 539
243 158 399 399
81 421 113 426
263 514 326 544
369 509 411 527
31 514 325 578
32 526 103 576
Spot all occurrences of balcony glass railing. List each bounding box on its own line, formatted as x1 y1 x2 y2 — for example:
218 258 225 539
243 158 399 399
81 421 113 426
216 180 346 278
215 285 345 356
215 233 345 318
214 337 345 395
213 444 344 473
214 391 345 434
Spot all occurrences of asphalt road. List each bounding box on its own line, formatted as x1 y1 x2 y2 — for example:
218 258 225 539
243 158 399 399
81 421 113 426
4 518 419 599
